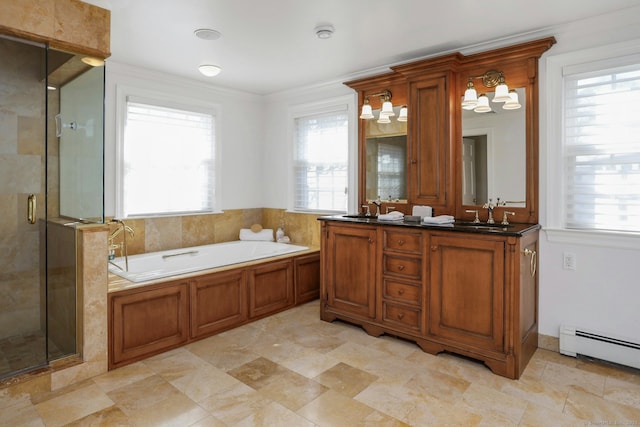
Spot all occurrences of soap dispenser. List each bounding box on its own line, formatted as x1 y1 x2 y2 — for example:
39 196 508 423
276 227 285 241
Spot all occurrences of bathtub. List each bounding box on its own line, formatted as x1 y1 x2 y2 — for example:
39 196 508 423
108 240 309 283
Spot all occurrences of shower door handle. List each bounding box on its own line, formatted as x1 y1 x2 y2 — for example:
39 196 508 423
27 194 36 224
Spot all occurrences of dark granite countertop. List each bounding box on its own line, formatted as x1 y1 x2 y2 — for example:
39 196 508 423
318 215 540 237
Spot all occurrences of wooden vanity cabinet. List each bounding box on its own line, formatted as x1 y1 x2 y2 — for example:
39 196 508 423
319 218 539 379
321 223 377 322
428 233 508 372
379 228 427 334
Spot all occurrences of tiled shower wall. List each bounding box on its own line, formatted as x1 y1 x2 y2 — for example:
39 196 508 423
0 39 46 340
109 208 323 256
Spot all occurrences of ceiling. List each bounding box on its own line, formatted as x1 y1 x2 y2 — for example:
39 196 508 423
85 0 638 95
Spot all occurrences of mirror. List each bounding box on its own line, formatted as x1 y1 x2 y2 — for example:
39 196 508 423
461 88 526 207
364 107 408 202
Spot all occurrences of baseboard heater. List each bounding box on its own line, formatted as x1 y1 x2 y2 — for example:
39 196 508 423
559 325 640 370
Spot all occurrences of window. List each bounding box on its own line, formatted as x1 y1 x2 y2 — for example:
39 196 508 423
377 139 407 201
293 108 349 212
121 97 217 217
563 64 640 233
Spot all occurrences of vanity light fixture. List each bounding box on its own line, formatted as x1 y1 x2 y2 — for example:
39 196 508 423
462 69 520 112
474 94 492 113
198 64 222 77
502 89 522 110
397 105 408 122
360 89 407 122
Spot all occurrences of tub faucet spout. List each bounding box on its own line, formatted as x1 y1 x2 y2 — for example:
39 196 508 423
109 219 134 271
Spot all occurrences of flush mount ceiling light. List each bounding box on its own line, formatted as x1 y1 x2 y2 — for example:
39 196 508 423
315 25 334 39
198 64 222 77
194 28 222 40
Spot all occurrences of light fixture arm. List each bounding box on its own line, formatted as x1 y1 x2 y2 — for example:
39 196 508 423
467 70 504 88
363 89 392 105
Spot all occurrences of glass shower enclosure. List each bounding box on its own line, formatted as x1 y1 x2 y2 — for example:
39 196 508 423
0 35 104 379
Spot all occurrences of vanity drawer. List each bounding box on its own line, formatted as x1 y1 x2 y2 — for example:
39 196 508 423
383 279 421 306
382 302 422 332
383 230 423 254
383 255 422 280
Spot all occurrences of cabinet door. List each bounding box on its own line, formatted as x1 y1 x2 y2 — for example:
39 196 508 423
110 282 189 368
248 260 294 319
325 225 377 319
429 234 505 352
294 253 320 304
408 74 452 211
190 270 247 339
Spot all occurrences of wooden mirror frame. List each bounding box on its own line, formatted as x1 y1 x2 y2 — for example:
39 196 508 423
454 37 556 224
346 37 555 222
345 73 409 214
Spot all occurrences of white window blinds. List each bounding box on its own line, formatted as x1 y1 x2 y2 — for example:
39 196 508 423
294 110 348 212
563 64 640 232
123 99 216 217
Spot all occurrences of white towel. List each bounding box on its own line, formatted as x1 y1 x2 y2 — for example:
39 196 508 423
422 215 455 225
378 211 404 221
412 205 433 218
239 228 274 241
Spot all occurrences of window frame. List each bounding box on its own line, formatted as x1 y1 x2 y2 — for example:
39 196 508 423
288 95 357 215
545 38 640 249
114 84 222 219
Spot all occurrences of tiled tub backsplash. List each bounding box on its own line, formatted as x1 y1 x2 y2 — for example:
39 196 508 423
108 208 323 256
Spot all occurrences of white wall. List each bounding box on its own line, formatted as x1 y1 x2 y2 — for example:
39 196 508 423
104 61 265 214
262 81 356 209
538 6 640 343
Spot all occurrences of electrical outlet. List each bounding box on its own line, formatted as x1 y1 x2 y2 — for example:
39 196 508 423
563 252 576 270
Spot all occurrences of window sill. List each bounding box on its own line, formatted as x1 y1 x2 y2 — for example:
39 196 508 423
544 228 640 251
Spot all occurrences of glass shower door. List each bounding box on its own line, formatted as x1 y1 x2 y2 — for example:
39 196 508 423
0 36 48 378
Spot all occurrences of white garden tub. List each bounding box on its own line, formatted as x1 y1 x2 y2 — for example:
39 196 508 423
108 240 309 283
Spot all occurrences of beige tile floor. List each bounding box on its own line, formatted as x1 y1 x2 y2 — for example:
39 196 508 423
1 301 640 426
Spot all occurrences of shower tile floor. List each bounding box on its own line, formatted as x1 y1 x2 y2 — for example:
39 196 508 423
2 302 640 426
0 332 47 378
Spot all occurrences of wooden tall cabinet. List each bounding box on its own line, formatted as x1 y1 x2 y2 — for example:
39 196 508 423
319 218 540 379
407 73 454 210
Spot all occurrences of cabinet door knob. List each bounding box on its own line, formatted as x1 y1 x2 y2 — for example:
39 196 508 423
397 265 405 271
431 245 438 251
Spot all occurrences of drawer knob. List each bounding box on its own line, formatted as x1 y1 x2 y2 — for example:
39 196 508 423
398 289 405 295
398 239 405 246
397 265 405 271
397 313 405 319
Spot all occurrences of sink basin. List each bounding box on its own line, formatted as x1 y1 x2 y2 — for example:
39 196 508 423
455 221 511 230
342 214 374 219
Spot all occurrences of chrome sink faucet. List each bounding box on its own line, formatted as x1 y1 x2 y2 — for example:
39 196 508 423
371 199 382 216
482 199 495 224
